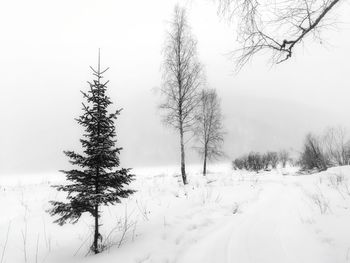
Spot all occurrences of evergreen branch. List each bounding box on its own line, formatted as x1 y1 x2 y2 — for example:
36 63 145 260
100 67 110 75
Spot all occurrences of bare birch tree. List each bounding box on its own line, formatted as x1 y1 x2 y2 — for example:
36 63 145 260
195 89 224 176
160 5 203 184
217 0 342 70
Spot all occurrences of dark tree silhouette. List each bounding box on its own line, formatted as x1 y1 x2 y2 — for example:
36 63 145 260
217 0 342 70
48 51 135 254
300 133 329 171
195 89 224 176
160 5 203 184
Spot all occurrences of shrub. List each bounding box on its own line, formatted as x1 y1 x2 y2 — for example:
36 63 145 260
299 133 329 171
266 152 279 169
232 157 246 170
233 151 279 172
322 126 350 166
299 127 350 172
278 150 290 168
247 152 264 172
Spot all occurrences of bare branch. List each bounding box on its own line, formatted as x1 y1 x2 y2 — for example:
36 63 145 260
217 0 342 70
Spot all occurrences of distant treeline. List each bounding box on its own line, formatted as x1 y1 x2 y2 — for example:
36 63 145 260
232 126 350 173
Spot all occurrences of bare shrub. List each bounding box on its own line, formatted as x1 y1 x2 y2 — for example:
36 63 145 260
266 152 279 169
328 173 346 199
279 150 290 168
233 151 279 172
102 206 137 251
310 187 331 214
135 200 150 221
323 126 350 166
328 171 350 198
247 152 264 172
232 155 249 170
329 173 345 186
232 158 245 170
261 154 270 170
299 133 329 172
299 127 350 172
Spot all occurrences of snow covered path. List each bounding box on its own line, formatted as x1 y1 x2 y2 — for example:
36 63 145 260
2 166 350 263
180 180 336 263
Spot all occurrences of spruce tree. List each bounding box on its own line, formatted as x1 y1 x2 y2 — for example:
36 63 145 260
49 51 135 254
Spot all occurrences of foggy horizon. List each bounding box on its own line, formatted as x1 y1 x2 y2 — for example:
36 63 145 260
1 0 350 175
2 1 350 262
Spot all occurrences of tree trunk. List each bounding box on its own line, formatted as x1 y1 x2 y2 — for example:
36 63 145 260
93 166 100 254
180 126 187 184
93 205 99 254
203 147 207 176
94 75 101 254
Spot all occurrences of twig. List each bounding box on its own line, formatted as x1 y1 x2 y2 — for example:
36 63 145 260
0 221 11 263
74 232 92 256
21 219 28 263
35 234 39 263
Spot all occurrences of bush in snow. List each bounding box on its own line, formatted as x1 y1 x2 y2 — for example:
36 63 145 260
262 152 279 169
233 151 279 172
232 157 246 170
299 127 350 172
322 126 350 166
278 150 290 168
246 152 262 172
299 133 329 172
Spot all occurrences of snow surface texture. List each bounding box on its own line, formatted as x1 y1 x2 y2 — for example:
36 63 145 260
1 164 350 263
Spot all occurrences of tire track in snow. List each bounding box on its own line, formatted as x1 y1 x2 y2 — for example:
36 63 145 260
179 180 334 263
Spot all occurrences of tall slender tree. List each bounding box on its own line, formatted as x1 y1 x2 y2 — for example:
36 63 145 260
160 5 203 184
195 89 225 176
49 51 135 254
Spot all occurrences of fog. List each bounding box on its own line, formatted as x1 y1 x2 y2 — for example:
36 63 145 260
1 0 350 174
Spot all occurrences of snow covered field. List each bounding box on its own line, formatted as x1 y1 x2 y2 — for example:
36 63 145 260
1 164 350 263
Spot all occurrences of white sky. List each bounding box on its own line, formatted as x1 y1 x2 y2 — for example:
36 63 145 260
1 0 350 174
